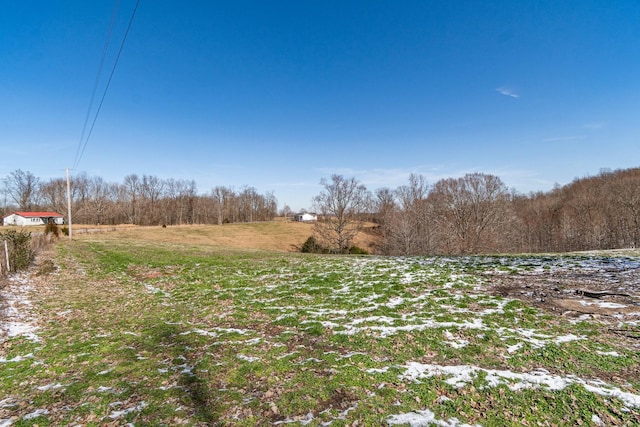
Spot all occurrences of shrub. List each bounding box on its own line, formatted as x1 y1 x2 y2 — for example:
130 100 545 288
301 236 328 254
61 227 69 236
44 222 60 237
348 245 368 255
1 230 35 272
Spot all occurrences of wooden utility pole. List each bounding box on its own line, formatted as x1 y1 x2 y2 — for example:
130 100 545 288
66 168 73 239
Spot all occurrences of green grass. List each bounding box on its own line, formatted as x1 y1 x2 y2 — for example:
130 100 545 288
1 239 639 425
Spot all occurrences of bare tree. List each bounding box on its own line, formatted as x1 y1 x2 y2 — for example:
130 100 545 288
86 176 110 225
377 174 436 255
430 173 511 254
211 186 234 225
39 177 68 214
3 169 39 210
164 178 197 225
313 175 371 253
374 187 396 225
280 204 293 219
609 170 640 248
139 175 165 225
123 174 140 224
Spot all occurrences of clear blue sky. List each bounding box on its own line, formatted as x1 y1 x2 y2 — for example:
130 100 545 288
2 1 639 211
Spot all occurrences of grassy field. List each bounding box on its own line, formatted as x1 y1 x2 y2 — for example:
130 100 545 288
1 225 639 426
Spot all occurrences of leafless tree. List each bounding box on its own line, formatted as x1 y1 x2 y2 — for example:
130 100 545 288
313 175 371 253
163 178 197 225
139 175 165 225
3 169 39 210
374 187 396 226
123 174 141 224
211 186 234 225
430 173 511 254
39 177 68 214
609 169 640 248
280 204 293 219
85 176 111 225
378 174 436 255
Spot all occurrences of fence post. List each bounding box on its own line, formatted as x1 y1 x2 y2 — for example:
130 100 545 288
4 239 9 273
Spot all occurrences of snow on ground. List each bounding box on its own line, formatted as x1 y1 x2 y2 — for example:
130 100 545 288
387 408 482 427
0 273 40 344
397 362 640 409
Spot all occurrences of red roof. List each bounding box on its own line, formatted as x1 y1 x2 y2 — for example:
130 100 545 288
14 211 64 218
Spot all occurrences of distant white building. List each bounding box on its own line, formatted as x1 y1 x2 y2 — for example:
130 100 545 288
2 211 65 227
293 212 317 222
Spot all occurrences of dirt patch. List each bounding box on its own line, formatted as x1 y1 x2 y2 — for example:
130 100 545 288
484 257 640 349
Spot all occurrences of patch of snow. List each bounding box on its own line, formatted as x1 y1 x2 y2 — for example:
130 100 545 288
497 327 584 349
399 362 640 408
320 403 358 426
337 317 486 338
506 343 523 354
23 409 49 420
274 412 315 425
579 301 628 309
173 363 194 375
336 352 367 360
36 382 64 391
0 353 33 363
277 351 299 360
366 367 390 374
0 398 18 408
144 283 170 297
386 297 405 308
108 401 148 419
554 334 584 344
4 322 40 341
387 408 481 426
237 354 260 362
444 331 470 349
296 358 323 365
1 274 41 343
596 350 620 357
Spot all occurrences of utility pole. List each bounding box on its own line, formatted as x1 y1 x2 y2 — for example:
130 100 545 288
66 168 73 239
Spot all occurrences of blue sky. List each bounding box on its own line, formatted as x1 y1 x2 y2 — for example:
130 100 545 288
2 1 639 211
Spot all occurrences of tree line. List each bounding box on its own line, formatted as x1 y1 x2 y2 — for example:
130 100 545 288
312 168 640 255
3 167 639 255
1 170 278 226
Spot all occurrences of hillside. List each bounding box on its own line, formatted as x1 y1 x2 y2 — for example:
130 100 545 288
70 220 381 254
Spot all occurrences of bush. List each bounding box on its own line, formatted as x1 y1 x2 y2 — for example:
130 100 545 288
301 236 328 254
1 230 35 272
348 245 368 255
44 222 60 237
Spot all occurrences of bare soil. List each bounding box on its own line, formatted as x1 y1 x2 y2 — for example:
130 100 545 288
484 259 640 348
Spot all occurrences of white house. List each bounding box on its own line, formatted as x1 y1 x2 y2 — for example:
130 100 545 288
293 212 317 222
2 211 65 227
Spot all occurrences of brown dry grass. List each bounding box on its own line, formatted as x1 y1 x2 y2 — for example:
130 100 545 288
71 220 380 253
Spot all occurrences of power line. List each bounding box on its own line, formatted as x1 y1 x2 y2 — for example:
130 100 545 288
73 0 120 169
73 0 141 170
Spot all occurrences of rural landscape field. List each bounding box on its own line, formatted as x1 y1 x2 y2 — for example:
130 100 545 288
1 223 640 426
